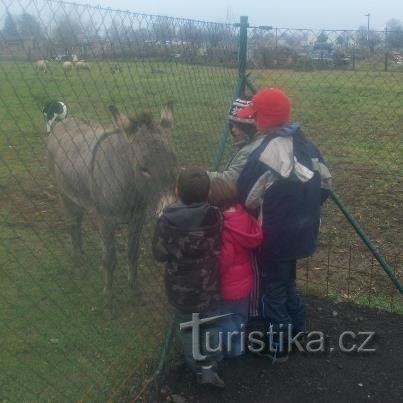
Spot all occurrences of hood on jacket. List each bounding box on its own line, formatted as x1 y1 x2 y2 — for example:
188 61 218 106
259 123 314 183
163 201 220 230
222 204 262 249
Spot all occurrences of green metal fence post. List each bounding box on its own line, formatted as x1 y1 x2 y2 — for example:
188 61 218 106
238 16 249 97
211 16 249 170
330 191 403 294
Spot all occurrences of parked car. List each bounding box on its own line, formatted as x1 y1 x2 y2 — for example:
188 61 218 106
310 50 335 66
391 51 403 65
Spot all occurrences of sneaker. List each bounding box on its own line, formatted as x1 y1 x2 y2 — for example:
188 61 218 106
197 366 225 388
256 345 289 364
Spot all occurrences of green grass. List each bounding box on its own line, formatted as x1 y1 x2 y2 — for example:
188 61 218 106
0 60 402 401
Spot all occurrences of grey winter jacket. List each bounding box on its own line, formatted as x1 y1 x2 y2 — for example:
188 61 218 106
208 134 265 183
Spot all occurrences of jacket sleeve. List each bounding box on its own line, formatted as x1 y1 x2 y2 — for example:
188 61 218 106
311 150 332 205
208 148 250 183
152 216 170 263
244 170 277 210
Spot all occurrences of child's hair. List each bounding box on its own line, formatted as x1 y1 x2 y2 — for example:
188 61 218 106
230 121 257 138
177 167 210 205
208 177 239 210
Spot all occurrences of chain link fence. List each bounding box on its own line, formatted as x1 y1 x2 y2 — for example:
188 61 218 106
0 1 401 401
0 0 239 400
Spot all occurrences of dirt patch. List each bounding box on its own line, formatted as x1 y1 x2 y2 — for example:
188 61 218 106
160 296 403 402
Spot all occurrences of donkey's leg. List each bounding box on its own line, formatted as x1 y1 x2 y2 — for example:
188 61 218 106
61 195 83 272
98 217 117 318
127 206 146 296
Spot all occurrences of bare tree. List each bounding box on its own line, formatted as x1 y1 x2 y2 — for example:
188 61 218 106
52 16 84 54
2 12 18 39
385 19 403 49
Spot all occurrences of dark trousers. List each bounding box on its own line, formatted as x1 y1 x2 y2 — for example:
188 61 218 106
261 259 306 351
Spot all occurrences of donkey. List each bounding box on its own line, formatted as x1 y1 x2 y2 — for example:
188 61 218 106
46 102 178 317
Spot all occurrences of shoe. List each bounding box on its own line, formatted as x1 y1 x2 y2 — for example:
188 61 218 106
257 345 289 364
197 366 225 388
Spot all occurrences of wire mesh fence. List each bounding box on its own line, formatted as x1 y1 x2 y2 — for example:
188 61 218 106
0 1 402 401
0 0 239 400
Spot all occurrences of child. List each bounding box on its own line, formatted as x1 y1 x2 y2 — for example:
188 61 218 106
209 98 264 184
209 98 264 321
208 177 263 357
152 167 225 388
237 87 332 362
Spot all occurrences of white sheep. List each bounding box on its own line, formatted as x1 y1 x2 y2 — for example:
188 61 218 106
62 61 73 73
75 61 90 71
34 59 48 73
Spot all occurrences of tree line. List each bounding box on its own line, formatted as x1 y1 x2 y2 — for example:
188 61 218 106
2 11 403 60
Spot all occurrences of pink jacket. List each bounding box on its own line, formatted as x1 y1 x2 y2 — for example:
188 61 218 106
218 204 263 300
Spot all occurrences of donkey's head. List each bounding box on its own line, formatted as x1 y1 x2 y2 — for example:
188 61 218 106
109 103 178 204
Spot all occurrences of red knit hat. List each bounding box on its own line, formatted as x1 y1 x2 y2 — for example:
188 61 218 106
237 87 291 130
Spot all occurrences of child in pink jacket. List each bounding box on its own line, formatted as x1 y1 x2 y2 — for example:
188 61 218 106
208 177 263 357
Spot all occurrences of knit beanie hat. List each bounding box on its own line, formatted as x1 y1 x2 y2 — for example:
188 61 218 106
237 88 291 130
229 98 256 125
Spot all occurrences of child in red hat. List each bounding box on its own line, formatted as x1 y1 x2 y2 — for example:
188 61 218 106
237 87 332 363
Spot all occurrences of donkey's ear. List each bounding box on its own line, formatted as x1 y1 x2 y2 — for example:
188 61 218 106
160 100 174 129
109 105 131 132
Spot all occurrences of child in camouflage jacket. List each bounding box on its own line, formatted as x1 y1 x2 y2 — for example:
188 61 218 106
152 167 225 388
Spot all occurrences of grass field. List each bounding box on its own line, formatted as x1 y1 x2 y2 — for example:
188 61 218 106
0 59 402 401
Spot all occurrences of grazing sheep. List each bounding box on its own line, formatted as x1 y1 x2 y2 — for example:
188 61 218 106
75 61 90 71
46 101 177 318
110 64 122 74
34 59 48 73
62 61 73 73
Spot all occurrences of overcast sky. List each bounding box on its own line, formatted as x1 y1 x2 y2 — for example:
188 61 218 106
81 0 402 31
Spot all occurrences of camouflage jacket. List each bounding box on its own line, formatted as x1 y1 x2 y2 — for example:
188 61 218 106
152 201 222 313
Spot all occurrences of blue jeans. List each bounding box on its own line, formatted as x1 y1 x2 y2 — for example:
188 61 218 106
220 297 249 357
261 260 306 353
